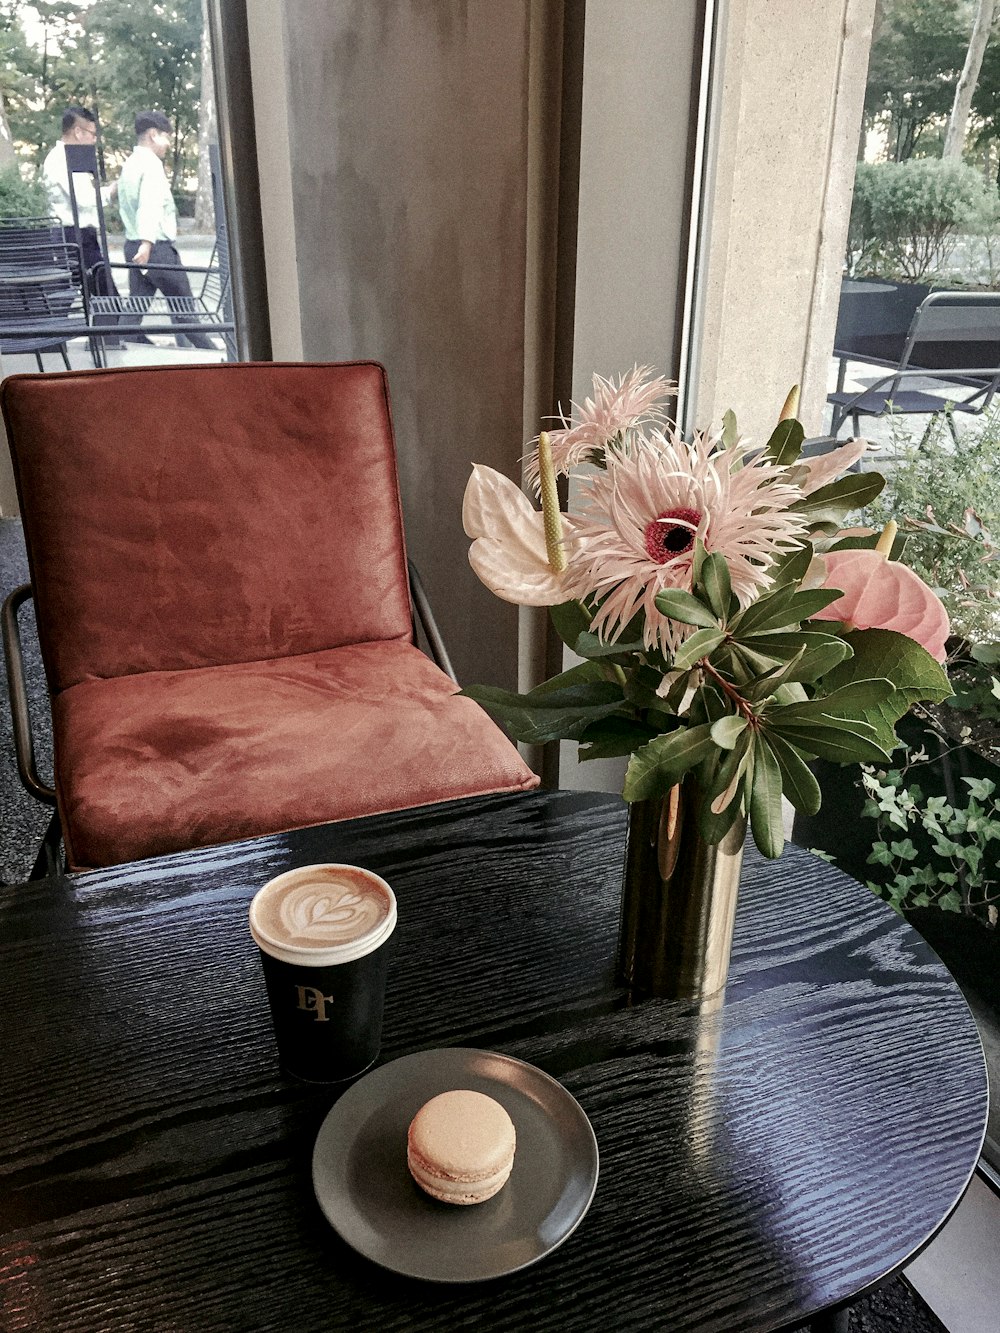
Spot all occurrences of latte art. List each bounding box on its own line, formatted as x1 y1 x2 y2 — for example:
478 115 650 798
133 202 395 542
252 865 392 953
280 884 388 946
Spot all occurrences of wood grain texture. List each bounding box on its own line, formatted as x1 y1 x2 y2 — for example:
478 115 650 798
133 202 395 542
0 790 987 1332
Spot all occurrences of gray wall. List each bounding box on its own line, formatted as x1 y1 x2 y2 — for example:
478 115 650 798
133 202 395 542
280 0 536 690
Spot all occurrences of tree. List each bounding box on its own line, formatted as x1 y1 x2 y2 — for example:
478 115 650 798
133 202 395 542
864 0 967 160
194 0 215 231
943 0 998 157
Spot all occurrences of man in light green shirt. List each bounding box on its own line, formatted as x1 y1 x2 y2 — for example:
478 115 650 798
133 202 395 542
118 109 217 350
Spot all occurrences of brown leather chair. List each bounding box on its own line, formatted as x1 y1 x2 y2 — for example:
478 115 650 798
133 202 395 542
1 360 537 872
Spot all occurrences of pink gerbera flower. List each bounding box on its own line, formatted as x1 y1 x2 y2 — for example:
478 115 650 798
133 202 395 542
561 429 808 653
523 365 676 492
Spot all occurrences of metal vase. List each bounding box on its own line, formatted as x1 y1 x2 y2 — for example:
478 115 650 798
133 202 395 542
616 782 747 1001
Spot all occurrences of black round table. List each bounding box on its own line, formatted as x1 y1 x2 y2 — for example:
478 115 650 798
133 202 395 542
0 789 988 1331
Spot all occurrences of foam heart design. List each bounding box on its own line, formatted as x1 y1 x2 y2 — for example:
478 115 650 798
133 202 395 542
282 884 384 944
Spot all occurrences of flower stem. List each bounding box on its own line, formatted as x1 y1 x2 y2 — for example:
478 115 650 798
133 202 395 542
701 658 755 720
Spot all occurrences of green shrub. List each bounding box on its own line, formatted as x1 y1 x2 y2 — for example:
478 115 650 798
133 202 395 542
859 767 1000 925
848 158 994 282
0 165 50 220
864 410 1000 642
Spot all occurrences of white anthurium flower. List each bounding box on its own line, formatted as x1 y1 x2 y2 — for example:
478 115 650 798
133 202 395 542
462 464 568 606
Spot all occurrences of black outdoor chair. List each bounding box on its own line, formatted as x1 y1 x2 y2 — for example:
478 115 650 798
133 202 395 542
0 229 92 371
827 290 1000 440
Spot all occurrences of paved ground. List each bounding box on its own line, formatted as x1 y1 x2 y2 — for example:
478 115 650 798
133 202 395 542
824 355 993 452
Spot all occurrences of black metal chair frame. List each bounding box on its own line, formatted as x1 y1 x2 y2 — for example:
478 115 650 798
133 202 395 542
0 231 96 372
828 290 1000 440
2 562 454 882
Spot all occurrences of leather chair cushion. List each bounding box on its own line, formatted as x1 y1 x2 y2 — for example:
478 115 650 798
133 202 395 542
52 641 538 869
2 362 414 690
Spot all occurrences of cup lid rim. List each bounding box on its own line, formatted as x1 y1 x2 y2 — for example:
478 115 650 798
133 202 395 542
249 863 397 962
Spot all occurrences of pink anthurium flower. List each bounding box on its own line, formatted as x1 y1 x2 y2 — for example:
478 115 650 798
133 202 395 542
462 464 568 605
811 547 950 662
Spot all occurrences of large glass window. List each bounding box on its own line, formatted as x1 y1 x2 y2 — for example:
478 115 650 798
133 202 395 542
816 0 1000 1175
0 0 236 372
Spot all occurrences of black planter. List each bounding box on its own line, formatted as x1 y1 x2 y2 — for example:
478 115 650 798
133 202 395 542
836 275 995 373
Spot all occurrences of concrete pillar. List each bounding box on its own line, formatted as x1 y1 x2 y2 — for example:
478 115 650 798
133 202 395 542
248 0 545 692
690 0 877 443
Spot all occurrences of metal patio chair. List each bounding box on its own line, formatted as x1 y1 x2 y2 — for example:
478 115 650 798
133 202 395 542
828 290 1000 440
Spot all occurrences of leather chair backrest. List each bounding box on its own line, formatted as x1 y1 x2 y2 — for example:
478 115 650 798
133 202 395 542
1 361 414 691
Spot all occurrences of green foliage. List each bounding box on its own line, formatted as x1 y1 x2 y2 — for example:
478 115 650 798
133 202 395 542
0 0 203 188
0 164 48 217
86 0 202 189
864 0 967 162
860 766 1000 925
864 411 1000 643
847 158 994 281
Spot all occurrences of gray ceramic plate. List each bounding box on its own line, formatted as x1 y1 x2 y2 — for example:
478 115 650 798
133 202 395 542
312 1046 599 1282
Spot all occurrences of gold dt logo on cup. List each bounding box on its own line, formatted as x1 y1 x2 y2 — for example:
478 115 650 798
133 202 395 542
297 985 334 1022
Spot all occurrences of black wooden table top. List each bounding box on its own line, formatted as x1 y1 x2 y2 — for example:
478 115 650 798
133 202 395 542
0 790 988 1332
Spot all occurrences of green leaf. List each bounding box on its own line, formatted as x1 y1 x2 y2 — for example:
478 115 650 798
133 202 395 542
672 627 726 671
790 471 886 523
769 720 893 763
460 680 625 743
729 642 788 678
623 668 664 711
574 629 646 659
710 715 749 750
764 731 822 815
577 716 661 760
699 552 734 621
699 734 753 842
730 585 843 637
653 588 721 629
764 418 805 466
623 724 714 802
549 600 592 651
722 408 739 448
773 678 897 720
747 630 853 683
749 738 785 859
769 542 815 588
830 530 907 561
817 629 952 735
529 661 610 694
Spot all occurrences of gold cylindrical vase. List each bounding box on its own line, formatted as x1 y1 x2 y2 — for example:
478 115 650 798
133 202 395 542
616 782 747 1001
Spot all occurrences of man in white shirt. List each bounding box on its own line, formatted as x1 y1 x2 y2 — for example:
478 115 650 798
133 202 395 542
41 106 132 344
117 109 218 350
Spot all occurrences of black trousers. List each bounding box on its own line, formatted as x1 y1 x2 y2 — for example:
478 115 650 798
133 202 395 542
62 225 120 332
122 238 218 350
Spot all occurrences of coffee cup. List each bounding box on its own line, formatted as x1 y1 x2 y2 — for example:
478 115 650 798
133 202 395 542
249 863 397 1083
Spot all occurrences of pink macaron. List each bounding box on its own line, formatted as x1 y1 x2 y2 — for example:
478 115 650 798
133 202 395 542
407 1089 516 1205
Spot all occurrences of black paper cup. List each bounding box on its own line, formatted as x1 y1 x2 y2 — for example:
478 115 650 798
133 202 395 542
249 864 397 1083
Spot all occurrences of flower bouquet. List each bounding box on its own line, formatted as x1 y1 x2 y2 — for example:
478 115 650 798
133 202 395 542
460 368 953 996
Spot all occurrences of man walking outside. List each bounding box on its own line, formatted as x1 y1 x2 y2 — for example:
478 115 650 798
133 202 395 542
42 105 131 346
117 110 219 351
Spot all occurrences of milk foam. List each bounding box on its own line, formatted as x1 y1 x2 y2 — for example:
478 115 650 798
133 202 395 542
253 866 391 952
